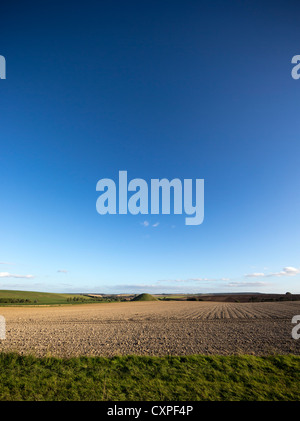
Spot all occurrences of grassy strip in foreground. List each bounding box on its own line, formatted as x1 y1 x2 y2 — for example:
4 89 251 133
0 353 299 401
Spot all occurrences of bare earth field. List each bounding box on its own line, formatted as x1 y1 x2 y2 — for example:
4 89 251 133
0 301 299 357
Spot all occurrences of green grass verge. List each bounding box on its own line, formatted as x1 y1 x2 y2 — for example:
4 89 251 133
0 353 299 401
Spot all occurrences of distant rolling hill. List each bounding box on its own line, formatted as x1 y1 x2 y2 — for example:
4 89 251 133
0 290 94 305
132 293 158 302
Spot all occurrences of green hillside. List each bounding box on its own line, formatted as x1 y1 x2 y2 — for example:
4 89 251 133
0 290 93 305
132 293 158 302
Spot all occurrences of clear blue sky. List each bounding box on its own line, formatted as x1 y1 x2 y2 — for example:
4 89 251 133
1 0 300 294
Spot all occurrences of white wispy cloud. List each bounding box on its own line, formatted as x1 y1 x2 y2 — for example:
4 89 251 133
245 267 300 278
57 269 68 273
141 221 160 228
245 272 265 278
273 267 300 276
227 281 269 288
158 278 216 283
0 272 34 279
112 283 203 293
158 279 190 283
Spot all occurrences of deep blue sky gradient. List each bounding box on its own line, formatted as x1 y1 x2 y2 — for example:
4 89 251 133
1 0 300 293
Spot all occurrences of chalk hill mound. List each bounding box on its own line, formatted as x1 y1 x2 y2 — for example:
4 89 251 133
132 293 158 302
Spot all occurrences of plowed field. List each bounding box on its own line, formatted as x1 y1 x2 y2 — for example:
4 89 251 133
0 301 299 357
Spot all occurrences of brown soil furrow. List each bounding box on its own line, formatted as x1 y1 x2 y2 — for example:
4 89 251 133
0 301 299 357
